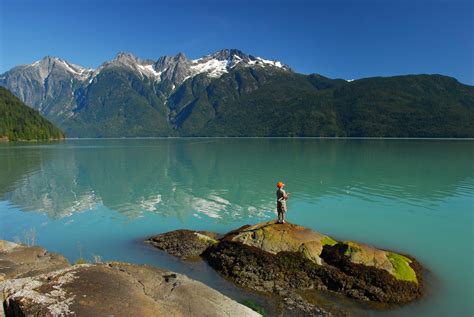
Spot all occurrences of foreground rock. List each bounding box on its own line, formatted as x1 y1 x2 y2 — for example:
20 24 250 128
0 241 69 281
1 242 260 317
151 221 424 306
147 230 219 259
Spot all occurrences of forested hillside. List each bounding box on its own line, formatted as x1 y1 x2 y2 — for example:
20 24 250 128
0 87 65 141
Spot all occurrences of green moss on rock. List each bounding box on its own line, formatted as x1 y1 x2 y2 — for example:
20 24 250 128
194 232 219 245
387 252 418 283
321 236 337 247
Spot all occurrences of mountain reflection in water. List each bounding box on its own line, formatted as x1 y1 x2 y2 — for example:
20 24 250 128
0 139 472 221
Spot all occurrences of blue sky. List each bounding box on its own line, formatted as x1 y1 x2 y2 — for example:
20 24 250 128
1 0 472 84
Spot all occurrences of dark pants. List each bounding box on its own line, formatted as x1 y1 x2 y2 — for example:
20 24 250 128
277 208 286 221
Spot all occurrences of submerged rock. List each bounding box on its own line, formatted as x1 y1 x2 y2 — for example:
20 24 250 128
147 229 219 259
0 240 69 281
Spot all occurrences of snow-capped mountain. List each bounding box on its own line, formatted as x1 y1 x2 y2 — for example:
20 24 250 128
186 49 290 80
87 49 290 86
0 49 290 120
0 49 292 130
0 50 472 138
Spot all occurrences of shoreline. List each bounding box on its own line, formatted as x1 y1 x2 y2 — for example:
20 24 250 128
56 136 474 140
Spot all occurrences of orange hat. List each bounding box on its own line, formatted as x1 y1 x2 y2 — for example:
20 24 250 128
277 181 284 188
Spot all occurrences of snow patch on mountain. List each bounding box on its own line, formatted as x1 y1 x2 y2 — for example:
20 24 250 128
136 64 162 79
185 51 288 81
190 58 228 78
256 57 284 68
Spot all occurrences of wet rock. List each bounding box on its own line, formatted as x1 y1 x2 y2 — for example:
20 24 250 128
0 240 69 281
1 262 260 317
147 229 219 259
282 293 337 317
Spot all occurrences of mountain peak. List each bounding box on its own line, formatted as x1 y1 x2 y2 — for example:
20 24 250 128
30 56 61 68
40 55 60 62
175 52 187 60
4 49 291 89
114 52 140 63
193 49 291 73
210 49 248 60
23 56 92 81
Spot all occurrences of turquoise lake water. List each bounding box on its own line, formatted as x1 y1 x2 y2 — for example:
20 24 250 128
0 139 473 316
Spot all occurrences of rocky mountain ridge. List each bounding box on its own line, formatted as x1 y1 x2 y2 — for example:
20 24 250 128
2 49 289 98
1 49 473 137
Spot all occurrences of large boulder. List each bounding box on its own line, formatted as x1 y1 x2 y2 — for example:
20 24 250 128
203 221 423 304
224 221 419 285
150 222 423 306
0 240 69 281
1 262 260 317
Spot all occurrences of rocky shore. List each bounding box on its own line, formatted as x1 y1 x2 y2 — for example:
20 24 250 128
147 221 424 314
0 241 259 317
1 221 425 316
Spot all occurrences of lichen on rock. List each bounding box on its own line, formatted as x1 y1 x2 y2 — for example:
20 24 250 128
1 261 260 317
2 265 87 316
1 241 260 317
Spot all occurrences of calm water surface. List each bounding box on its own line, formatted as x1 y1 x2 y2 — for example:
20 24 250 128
0 139 473 316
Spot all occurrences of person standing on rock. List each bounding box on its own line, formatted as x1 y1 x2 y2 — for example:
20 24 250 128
276 181 289 224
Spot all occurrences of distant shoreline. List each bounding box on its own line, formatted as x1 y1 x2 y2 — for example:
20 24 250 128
54 136 474 140
0 136 65 142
